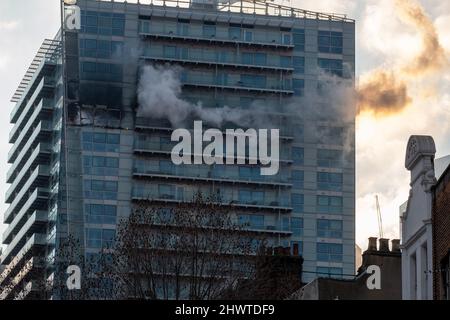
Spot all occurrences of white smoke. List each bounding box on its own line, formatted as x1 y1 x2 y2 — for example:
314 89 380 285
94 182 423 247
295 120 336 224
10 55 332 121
137 64 355 129
137 65 258 128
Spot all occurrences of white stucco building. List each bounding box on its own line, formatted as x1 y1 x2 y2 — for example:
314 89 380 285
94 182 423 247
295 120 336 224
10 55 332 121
400 135 436 300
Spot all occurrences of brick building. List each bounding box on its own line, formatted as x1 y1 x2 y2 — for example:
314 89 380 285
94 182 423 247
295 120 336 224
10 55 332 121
292 237 401 300
432 163 450 300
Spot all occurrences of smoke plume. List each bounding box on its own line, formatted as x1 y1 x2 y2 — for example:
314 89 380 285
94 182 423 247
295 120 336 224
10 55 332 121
357 0 449 116
137 65 258 128
358 70 411 115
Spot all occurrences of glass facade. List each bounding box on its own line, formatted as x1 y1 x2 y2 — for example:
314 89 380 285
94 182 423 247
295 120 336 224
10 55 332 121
1 0 355 298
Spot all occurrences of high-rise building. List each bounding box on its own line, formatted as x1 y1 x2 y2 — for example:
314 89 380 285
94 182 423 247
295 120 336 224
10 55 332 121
0 0 355 299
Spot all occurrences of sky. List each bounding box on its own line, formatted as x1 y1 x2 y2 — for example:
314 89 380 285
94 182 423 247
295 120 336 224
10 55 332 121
0 0 449 252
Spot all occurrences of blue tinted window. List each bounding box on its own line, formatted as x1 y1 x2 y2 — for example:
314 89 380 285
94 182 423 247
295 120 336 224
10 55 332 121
84 179 118 200
86 228 116 249
85 204 117 224
317 195 343 214
229 26 241 40
292 170 304 189
317 243 343 262
317 172 343 192
293 56 305 73
317 219 343 238
280 56 292 68
318 58 343 77
203 25 216 38
318 31 343 54
292 194 304 212
292 79 304 96
291 217 303 236
293 29 305 51
318 149 344 168
292 147 304 165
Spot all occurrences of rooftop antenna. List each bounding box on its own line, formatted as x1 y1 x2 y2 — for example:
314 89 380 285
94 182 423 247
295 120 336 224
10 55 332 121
375 195 384 239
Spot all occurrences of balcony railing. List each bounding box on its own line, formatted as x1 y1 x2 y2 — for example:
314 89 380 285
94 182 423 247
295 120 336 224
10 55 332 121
132 186 292 211
4 167 49 227
3 210 48 245
0 233 47 267
7 143 52 184
6 165 50 204
134 140 292 163
133 163 292 187
179 72 293 94
135 117 296 139
10 97 54 144
139 25 294 49
11 76 56 124
8 121 53 164
141 48 293 71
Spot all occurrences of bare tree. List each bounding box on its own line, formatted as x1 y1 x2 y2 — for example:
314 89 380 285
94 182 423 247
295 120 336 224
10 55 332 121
100 192 267 300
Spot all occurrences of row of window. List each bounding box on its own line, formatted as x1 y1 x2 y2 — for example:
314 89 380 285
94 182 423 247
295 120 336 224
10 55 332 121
81 62 123 82
317 243 343 262
80 39 123 59
139 20 346 55
154 45 305 71
268 146 343 169
84 179 118 201
147 182 343 213
81 11 125 36
237 215 304 236
85 204 117 225
140 20 303 47
82 132 120 153
86 228 116 249
318 31 343 54
83 155 119 176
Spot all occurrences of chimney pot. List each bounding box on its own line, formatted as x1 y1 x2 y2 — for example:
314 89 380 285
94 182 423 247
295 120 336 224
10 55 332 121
293 243 299 256
368 237 377 251
391 239 401 252
379 238 390 252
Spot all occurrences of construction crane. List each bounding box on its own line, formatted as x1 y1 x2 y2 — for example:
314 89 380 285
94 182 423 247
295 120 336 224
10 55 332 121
375 195 384 239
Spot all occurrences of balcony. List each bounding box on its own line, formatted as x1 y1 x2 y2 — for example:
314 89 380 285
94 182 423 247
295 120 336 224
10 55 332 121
8 121 53 164
132 187 292 212
0 233 47 267
135 117 295 140
139 29 294 50
134 140 293 164
3 210 48 245
6 165 50 204
10 97 54 144
7 143 52 184
0 257 44 301
180 72 293 94
141 49 293 72
133 164 292 188
1 211 47 266
4 172 49 228
11 75 56 124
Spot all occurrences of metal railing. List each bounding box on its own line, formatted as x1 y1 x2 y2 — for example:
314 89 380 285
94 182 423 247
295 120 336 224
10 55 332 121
96 0 354 23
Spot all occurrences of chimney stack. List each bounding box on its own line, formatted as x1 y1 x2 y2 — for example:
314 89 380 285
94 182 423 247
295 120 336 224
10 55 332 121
391 239 401 252
379 238 390 252
368 237 377 251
